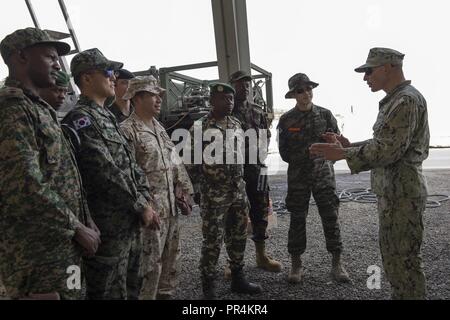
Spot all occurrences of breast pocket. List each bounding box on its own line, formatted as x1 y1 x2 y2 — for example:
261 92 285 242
39 125 62 165
313 119 327 136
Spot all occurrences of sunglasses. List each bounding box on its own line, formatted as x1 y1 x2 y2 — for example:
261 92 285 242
86 69 119 78
102 69 119 78
296 87 313 94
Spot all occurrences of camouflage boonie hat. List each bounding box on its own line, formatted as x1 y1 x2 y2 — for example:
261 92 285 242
122 75 166 100
0 27 71 62
54 70 70 87
285 73 318 99
70 48 123 79
355 47 405 73
209 82 235 95
229 70 252 83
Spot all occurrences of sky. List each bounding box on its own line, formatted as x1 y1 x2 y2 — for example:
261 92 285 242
1 0 449 146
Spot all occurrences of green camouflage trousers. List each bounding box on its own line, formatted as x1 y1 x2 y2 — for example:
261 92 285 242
378 196 426 300
1 253 83 300
244 164 270 243
286 163 342 255
83 226 142 300
199 199 249 279
140 216 180 300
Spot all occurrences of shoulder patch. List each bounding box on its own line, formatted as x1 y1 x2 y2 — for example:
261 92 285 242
0 86 24 99
73 116 92 130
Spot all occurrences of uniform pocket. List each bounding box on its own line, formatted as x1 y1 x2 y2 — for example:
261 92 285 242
39 125 62 165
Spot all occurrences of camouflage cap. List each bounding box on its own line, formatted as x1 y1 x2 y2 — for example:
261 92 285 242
209 82 236 95
355 47 405 73
54 70 70 87
0 27 71 62
285 73 319 99
122 75 166 100
70 48 123 79
229 70 252 83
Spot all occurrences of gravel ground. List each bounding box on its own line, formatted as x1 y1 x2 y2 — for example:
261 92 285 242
173 169 450 300
1 170 448 300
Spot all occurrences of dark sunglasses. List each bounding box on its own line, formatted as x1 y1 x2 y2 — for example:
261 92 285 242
86 69 119 78
102 69 119 78
296 87 313 94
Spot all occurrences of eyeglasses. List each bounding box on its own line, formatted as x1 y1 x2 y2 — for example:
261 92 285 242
102 69 119 78
86 69 119 78
296 87 313 94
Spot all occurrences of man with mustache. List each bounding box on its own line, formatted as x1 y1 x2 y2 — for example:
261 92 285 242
38 70 70 111
120 76 194 300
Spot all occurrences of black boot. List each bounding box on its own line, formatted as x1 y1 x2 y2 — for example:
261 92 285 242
230 269 262 295
201 276 217 300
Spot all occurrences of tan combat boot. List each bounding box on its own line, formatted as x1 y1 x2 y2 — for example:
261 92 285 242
287 254 303 283
255 242 282 272
331 252 351 283
224 264 232 280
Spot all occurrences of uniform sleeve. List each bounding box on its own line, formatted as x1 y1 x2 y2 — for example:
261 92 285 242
345 96 419 174
327 111 340 135
62 112 149 216
185 124 203 185
0 105 80 240
260 111 272 146
174 161 194 195
276 117 291 163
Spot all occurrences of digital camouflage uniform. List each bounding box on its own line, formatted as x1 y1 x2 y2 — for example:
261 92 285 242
232 100 271 242
278 104 342 256
187 113 249 280
345 78 429 299
121 109 193 298
62 49 152 300
0 28 88 300
0 80 88 300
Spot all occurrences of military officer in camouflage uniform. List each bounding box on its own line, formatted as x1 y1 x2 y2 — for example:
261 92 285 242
277 73 350 284
38 70 70 110
108 69 135 123
228 70 282 274
62 48 159 300
187 83 262 299
310 48 429 299
120 76 194 300
0 28 100 299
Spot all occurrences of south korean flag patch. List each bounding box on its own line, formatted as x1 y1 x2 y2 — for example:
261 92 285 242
73 116 92 130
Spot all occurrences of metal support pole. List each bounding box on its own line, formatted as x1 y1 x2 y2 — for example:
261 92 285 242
25 0 41 29
211 0 251 82
58 0 82 54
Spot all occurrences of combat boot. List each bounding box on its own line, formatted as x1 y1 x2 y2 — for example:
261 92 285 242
331 252 351 283
255 242 282 272
287 254 303 283
230 269 262 295
201 276 217 300
224 264 232 280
